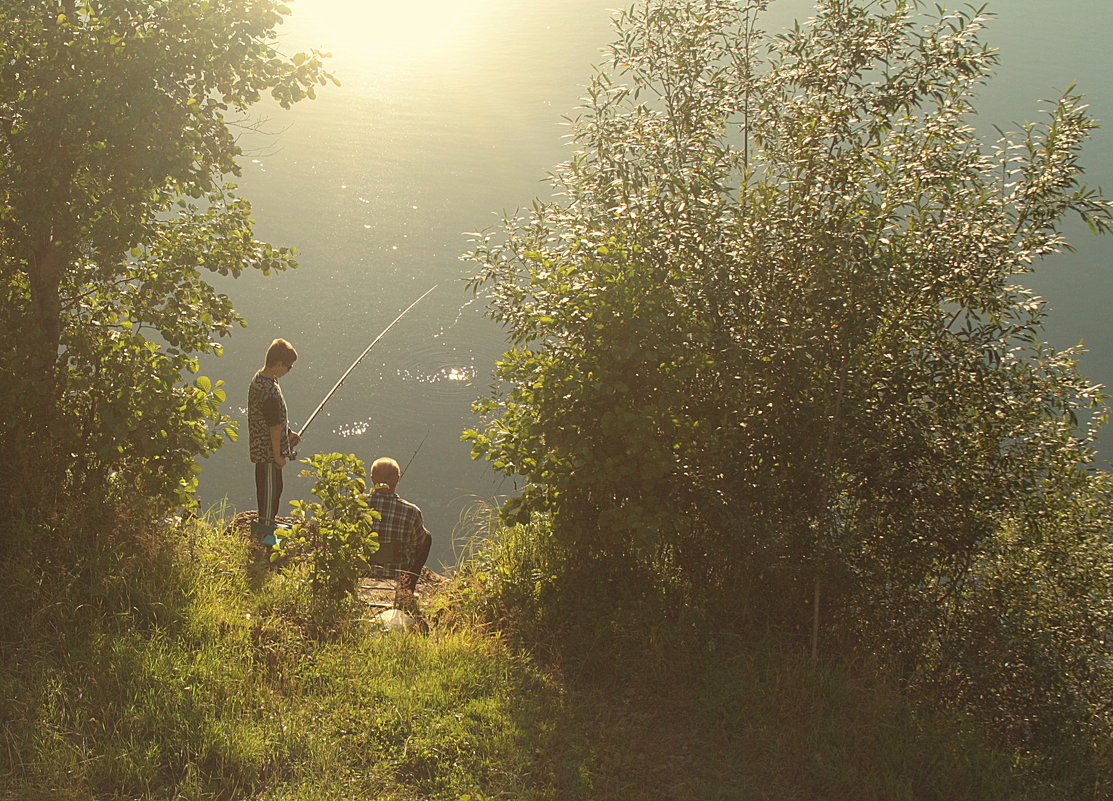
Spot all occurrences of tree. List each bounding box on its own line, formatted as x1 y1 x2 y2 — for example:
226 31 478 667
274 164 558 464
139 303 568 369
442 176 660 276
0 0 333 518
466 0 1112 782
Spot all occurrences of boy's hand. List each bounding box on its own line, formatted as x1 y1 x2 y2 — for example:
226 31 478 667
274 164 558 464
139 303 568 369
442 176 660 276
276 455 286 469
289 431 302 447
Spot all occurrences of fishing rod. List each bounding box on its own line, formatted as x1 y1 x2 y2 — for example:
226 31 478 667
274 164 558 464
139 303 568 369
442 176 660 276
401 429 430 477
296 284 438 440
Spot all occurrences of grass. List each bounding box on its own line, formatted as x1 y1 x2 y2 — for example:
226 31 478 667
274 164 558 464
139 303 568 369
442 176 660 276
0 509 578 801
0 507 1087 800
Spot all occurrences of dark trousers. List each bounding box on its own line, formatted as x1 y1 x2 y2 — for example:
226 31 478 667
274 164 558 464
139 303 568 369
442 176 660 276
254 462 283 525
400 531 432 591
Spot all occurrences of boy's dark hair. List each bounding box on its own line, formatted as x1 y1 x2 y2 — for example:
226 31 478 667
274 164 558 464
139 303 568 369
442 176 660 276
265 338 298 368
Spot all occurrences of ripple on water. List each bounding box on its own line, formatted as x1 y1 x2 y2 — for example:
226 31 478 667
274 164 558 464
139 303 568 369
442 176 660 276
395 364 476 385
334 417 374 439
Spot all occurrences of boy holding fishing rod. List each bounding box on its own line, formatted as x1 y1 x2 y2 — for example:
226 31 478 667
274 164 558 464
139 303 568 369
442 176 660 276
248 288 436 577
248 338 301 545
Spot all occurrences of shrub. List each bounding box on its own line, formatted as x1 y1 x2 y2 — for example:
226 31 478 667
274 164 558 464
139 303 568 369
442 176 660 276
465 0 1113 789
280 453 382 614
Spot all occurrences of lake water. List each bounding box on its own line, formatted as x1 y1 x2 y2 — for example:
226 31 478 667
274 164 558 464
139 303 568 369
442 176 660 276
197 0 1113 571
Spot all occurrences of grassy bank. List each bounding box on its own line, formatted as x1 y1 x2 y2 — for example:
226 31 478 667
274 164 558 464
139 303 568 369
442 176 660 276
0 512 1077 801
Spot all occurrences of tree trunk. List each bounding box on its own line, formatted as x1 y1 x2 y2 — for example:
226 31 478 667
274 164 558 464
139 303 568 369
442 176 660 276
6 240 68 518
28 243 65 363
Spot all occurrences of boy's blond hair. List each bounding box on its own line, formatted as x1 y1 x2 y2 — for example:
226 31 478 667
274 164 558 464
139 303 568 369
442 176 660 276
371 457 401 486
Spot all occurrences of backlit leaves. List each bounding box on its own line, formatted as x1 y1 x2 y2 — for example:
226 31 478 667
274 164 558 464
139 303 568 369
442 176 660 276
466 0 1113 778
0 0 329 513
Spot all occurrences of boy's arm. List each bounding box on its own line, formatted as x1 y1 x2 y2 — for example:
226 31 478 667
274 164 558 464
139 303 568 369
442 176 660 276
261 394 286 467
402 513 427 578
270 424 285 468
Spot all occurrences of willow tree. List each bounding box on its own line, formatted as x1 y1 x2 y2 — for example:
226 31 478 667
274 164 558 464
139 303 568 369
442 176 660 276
467 0 1112 781
0 0 332 521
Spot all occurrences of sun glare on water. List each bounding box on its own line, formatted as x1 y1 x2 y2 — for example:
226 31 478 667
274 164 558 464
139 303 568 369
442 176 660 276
295 0 480 66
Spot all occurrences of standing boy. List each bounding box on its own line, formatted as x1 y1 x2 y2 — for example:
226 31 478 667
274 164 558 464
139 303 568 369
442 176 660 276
248 338 300 544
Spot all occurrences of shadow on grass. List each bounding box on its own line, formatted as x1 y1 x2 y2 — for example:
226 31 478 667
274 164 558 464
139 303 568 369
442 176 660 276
463 556 1068 801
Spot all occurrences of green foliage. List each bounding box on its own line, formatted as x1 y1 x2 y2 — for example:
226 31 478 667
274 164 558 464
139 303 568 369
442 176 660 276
915 472 1113 784
465 0 1113 790
0 510 1078 801
446 501 565 641
280 453 382 611
0 512 572 801
0 0 335 519
443 514 1078 801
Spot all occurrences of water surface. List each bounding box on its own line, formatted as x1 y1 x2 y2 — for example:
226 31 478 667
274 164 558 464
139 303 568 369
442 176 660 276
198 0 1113 570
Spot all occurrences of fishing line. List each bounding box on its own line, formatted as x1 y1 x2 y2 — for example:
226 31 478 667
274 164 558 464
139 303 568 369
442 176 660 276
297 284 439 440
401 429 431 477
431 292 482 340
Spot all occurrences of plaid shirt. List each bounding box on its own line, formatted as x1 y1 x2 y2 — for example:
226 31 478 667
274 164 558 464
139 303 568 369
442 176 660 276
368 488 428 573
